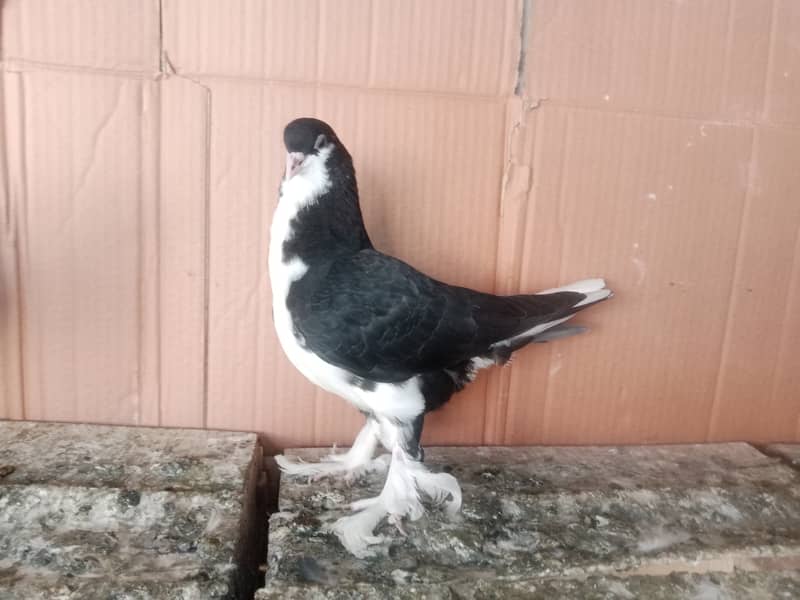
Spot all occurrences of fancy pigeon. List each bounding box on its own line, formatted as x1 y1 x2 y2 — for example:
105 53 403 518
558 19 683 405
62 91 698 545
271 118 612 557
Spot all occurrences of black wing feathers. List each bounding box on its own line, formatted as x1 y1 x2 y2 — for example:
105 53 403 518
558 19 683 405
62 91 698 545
287 250 585 382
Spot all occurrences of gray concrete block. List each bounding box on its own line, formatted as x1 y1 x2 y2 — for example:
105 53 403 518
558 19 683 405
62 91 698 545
257 570 800 599
766 444 800 469
0 421 262 600
262 444 800 599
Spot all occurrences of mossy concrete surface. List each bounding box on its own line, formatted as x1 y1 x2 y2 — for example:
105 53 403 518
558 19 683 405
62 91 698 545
0 421 263 600
260 444 800 599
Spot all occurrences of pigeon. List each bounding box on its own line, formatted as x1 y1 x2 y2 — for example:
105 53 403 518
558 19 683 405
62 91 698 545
271 117 612 557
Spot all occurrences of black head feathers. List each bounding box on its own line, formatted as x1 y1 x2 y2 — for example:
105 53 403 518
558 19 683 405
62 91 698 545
284 118 339 155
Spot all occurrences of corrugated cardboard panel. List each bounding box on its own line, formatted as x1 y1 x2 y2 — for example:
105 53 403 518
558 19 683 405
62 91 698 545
162 0 519 95
500 106 753 445
162 0 319 83
365 0 519 95
203 80 506 447
157 78 210 427
11 71 147 424
526 0 772 119
709 126 800 441
2 0 160 73
763 0 800 125
2 1 799 446
0 74 24 418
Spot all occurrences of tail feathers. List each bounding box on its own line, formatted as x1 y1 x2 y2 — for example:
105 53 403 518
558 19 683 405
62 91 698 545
531 323 589 343
490 278 612 356
538 277 613 307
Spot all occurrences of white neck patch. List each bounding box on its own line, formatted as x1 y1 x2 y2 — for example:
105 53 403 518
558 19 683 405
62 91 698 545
279 145 333 212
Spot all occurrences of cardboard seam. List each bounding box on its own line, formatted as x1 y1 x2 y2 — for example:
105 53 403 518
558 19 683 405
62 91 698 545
513 0 531 96
706 128 759 441
125 70 514 102
143 80 163 427
493 99 546 444
366 0 377 87
9 244 26 420
3 58 158 80
158 0 166 75
314 0 322 83
718 0 735 116
0 68 25 416
0 73 11 233
13 73 29 420
526 101 800 129
540 112 574 444
484 100 518 444
759 0 778 121
71 84 126 208
767 218 800 440
156 49 213 427
253 85 267 436
493 95 551 444
4 63 795 130
200 79 212 431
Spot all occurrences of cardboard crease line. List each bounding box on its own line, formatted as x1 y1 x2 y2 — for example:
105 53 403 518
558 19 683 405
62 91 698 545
706 128 759 441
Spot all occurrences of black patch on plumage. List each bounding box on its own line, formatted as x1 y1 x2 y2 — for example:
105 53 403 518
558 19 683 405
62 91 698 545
348 375 376 392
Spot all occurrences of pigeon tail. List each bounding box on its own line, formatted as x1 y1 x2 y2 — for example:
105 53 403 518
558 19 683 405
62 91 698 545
491 278 612 356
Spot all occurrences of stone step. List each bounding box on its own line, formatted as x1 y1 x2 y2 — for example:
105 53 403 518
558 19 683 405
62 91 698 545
0 421 263 600
258 570 800 600
261 443 800 599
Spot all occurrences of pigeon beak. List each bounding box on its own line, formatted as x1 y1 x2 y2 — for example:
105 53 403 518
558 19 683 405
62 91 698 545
285 152 306 180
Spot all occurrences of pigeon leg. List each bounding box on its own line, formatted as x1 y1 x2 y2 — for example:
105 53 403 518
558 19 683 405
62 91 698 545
328 444 420 557
275 418 385 481
328 420 462 557
407 412 425 462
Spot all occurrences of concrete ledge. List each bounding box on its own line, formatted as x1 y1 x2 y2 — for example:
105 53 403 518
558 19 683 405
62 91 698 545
258 570 800 600
0 421 263 600
261 444 800 599
766 444 800 470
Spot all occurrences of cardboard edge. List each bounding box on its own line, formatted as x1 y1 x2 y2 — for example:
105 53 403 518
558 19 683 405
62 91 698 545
483 96 531 444
0 72 25 419
706 128 759 440
157 75 212 428
138 79 162 426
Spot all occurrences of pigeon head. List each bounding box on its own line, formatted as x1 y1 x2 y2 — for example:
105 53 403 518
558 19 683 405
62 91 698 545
283 118 342 182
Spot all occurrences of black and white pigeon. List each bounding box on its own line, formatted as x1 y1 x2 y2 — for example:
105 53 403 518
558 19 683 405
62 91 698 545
271 118 612 557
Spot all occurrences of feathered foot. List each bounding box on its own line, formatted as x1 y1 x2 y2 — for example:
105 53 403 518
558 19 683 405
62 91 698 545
327 445 462 558
275 420 385 483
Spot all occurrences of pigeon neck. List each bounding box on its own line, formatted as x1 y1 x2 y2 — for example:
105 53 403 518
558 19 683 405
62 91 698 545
281 157 372 264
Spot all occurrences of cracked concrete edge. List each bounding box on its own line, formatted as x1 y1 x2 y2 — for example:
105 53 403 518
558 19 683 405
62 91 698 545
234 436 269 600
0 420 258 492
761 444 800 471
256 569 800 600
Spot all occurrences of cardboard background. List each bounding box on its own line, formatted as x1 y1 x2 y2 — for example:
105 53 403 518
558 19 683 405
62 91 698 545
2 1 799 448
